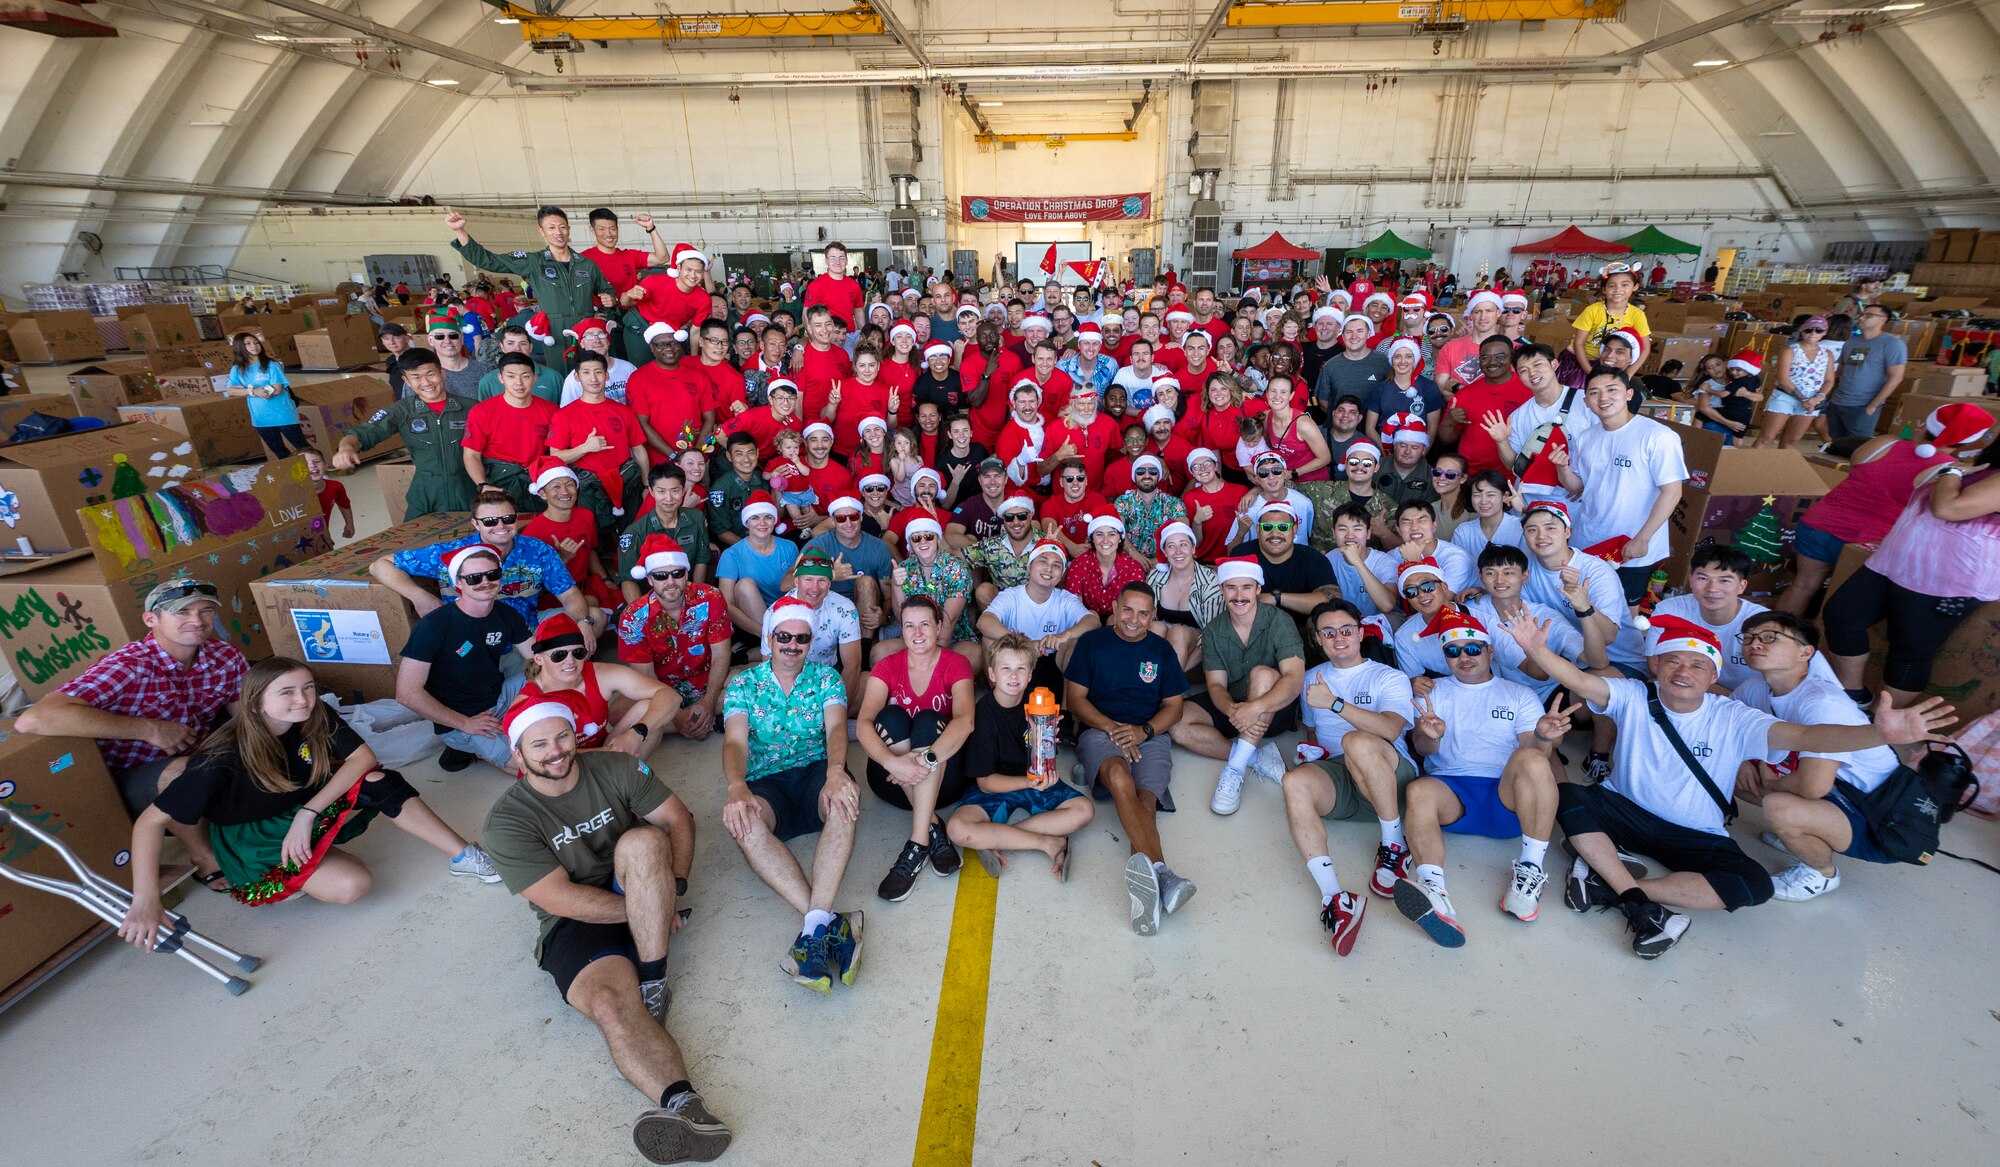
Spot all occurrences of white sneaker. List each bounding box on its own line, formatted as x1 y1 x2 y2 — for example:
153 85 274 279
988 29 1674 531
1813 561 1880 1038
1502 860 1546 922
1770 861 1840 902
1251 741 1286 784
1211 768 1245 815
450 844 502 883
1126 854 1162 936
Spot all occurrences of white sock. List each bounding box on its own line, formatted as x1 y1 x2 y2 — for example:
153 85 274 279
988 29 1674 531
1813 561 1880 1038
801 908 835 936
1415 863 1446 891
1518 836 1550 868
1226 738 1257 773
1307 855 1340 902
1379 817 1405 849
1152 860 1169 878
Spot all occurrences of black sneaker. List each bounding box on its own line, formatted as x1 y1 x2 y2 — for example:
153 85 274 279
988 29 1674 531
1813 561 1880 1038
926 818 962 877
1622 898 1690 959
878 840 928 902
438 746 474 773
1583 752 1612 785
1563 857 1619 913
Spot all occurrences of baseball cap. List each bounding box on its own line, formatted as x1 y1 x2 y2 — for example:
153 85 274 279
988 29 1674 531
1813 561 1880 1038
145 577 220 614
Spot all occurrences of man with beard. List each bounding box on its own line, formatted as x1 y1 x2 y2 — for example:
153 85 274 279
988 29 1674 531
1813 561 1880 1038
617 535 733 741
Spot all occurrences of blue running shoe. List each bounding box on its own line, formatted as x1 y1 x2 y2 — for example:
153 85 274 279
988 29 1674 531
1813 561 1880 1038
785 925 834 993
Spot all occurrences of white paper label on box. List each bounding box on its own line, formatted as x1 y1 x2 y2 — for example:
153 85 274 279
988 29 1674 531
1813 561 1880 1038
292 608 391 666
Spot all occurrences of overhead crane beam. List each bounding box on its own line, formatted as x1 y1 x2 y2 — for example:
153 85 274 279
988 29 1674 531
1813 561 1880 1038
487 2 886 41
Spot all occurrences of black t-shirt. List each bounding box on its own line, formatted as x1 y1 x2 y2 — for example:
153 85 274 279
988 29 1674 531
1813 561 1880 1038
1063 626 1183 725
1298 338 1342 402
914 369 969 413
1717 375 1760 425
936 442 988 506
1230 539 1338 595
953 493 1004 540
962 691 1030 780
402 602 532 720
154 716 366 826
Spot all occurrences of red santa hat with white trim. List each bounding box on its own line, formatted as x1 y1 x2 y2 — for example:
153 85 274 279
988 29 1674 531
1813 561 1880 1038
741 490 779 524
1397 557 1447 591
671 243 707 274
525 311 555 346
1384 411 1430 447
1421 606 1490 644
504 695 577 752
446 543 505 584
1726 349 1762 376
1603 328 1643 356
629 534 691 579
529 455 579 497
1647 614 1724 668
1916 401 1994 457
1215 555 1264 586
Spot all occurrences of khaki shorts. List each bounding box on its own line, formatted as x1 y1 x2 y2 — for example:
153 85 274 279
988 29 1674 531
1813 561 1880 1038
1311 752 1418 821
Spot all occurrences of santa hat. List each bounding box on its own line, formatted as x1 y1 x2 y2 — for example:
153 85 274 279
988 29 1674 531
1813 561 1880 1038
1216 555 1265 586
955 304 981 320
1311 306 1343 325
1648 613 1723 668
1186 446 1221 470
1917 402 1994 457
766 377 799 397
671 243 707 272
1026 539 1068 566
1151 375 1182 395
1142 404 1176 431
1076 321 1102 341
910 467 944 496
1518 425 1572 489
446 543 504 584
801 421 834 441
761 596 817 656
1726 349 1763 376
529 455 578 495
504 697 576 751
1422 606 1490 644
1009 377 1043 399
1385 412 1431 447
1343 313 1375 332
997 493 1036 516
1181 329 1211 348
779 281 796 295
1579 536 1630 564
858 415 888 435
1363 292 1395 312
1383 336 1423 365
1466 290 1504 313
1086 514 1126 537
745 311 772 328
1254 499 1297 523
1398 557 1447 589
532 612 587 653
644 321 688 346
889 322 917 343
1501 289 1530 309
859 472 892 491
741 490 779 523
1603 328 1643 355
1130 454 1165 477
1523 499 1572 529
1326 289 1353 307
827 494 863 515
525 312 554 346
923 341 953 361
1021 314 1053 333
904 515 944 541
1156 520 1196 549
1345 441 1382 464
1165 309 1195 325
565 317 611 340
1398 292 1429 312
629 534 691 579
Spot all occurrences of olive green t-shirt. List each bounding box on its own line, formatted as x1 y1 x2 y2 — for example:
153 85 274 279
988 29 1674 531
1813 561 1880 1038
1200 605 1304 702
481 752 672 959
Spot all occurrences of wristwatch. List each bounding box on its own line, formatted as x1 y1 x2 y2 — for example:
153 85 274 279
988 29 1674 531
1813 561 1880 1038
1141 723 1156 741
918 748 939 768
631 722 649 740
1572 604 1597 618
1330 695 1347 715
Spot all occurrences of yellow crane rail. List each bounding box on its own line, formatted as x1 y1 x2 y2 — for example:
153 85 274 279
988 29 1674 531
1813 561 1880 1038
492 3 884 40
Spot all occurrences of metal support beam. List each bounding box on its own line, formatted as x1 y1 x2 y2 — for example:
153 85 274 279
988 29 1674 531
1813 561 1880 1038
957 92 991 136
973 132 1140 147
1124 79 1154 131
0 167 391 205
259 0 534 78
1621 0 1800 58
490 2 887 41
868 1 930 67
1187 0 1234 62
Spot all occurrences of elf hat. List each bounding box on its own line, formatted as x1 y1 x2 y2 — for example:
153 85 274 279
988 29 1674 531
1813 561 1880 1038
671 243 707 272
1648 613 1723 668
629 534 691 578
504 697 576 752
1216 555 1264 586
794 548 836 579
1918 402 1994 457
1726 349 1763 375
425 310 460 335
529 455 578 495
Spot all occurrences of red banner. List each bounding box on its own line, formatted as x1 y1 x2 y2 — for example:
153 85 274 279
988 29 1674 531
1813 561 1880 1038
962 193 1152 224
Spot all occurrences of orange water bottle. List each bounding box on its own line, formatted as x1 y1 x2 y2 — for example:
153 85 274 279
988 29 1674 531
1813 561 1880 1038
1025 686 1060 784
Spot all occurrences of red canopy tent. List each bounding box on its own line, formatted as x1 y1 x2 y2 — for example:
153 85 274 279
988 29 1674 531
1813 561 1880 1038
1232 231 1320 260
1510 226 1630 255
1232 231 1320 287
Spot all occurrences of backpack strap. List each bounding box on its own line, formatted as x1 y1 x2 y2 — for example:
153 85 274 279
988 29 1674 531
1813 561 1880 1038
1644 682 1735 822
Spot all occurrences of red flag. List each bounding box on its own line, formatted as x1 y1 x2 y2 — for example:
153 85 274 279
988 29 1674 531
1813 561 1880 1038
1066 259 1102 284
1039 243 1059 276
1519 423 1569 489
1579 535 1631 564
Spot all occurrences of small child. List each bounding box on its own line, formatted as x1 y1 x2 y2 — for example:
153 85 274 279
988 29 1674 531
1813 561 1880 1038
303 448 355 540
520 457 620 615
887 427 925 507
853 418 890 483
1234 413 1271 472
764 427 818 532
944 633 1094 879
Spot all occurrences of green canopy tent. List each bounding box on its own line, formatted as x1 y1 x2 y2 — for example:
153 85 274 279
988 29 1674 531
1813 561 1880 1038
1345 230 1432 260
1613 225 1701 256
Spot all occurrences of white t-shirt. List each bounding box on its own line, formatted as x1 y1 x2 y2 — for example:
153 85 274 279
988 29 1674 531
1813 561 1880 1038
1523 549 1626 634
559 358 640 406
1507 390 1602 499
1112 365 1162 397
1326 547 1400 619
987 585 1090 644
1593 677 1783 835
1235 488 1313 547
1372 541 1476 596
1299 659 1415 765
1448 512 1526 561
763 590 860 668
1466 597 1581 701
1607 595 1839 692
1423 674 1545 780
1731 674 1900 795
1565 415 1687 567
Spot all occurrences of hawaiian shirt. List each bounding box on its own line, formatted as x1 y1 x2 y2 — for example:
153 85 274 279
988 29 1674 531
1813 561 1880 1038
967 536 1036 592
615 582 730 695
899 553 978 643
723 661 848 779
1113 489 1188 558
392 534 577 625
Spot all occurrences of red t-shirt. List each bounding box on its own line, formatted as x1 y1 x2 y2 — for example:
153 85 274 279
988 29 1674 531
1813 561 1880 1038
1174 400 1267 455
1451 376 1535 476
1041 489 1111 546
828 377 891 457
878 357 919 428
548 397 644 491
581 247 652 296
522 665 612 746
315 478 351 517
464 395 558 466
1193 317 1230 346
796 343 853 420
803 274 866 329
1101 456 1139 501
1182 481 1248 563
693 358 747 418
872 647 972 716
723 405 804 461
1144 435 1196 494
803 458 854 503
520 508 601 607
1153 344 1188 375
626 362 707 451
1043 412 1122 491
632 273 710 333
962 348 1027 445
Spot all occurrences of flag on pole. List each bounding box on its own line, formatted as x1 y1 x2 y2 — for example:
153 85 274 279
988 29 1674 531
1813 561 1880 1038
1066 259 1102 284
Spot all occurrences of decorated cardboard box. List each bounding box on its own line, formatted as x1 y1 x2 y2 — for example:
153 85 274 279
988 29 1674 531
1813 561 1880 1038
115 305 200 350
0 393 84 441
116 395 264 467
7 311 105 363
1660 422 1832 589
66 360 162 419
0 423 204 554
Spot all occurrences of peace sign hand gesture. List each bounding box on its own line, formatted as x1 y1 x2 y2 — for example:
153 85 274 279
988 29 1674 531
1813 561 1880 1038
1413 695 1447 741
1535 694 1582 744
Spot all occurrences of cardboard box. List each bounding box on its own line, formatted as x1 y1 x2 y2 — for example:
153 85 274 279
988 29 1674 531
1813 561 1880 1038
154 371 227 401
116 396 263 467
1646 302 1689 333
1824 544 2000 725
1913 365 1989 398
1644 335 1714 375
1943 229 1979 265
65 360 161 420
376 460 416 526
1661 423 1832 588
1 360 23 395
251 511 466 703
115 305 200 350
1974 232 2000 266
7 312 106 364
290 376 401 459
0 423 203 554
0 393 83 442
294 317 380 371
0 727 132 992
144 341 233 374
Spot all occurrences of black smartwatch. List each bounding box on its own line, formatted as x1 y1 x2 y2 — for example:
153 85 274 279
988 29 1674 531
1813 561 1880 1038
631 722 649 740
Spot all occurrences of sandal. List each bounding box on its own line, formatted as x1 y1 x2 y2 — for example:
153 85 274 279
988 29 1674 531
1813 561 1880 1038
195 868 230 893
1051 840 1069 884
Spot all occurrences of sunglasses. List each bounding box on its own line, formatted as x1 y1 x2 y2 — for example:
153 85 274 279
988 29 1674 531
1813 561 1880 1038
909 533 938 543
152 580 219 606
1003 512 1033 521
1061 475 1088 484
1317 625 1360 639
1798 327 1825 334
863 485 890 493
1348 458 1378 468
1443 643 1488 659
648 568 690 581
1258 521 1294 533
541 646 587 663
1401 580 1443 598
457 569 503 586
1135 468 1160 477
1431 469 1464 481
475 514 519 527
1501 306 1526 314
835 513 863 523
770 630 813 646
1737 629 1805 646
1255 468 1287 479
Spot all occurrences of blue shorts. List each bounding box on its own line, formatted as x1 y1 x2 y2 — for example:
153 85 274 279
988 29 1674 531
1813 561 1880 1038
1764 390 1817 417
1791 517 1845 566
959 781 1081 823
1436 775 1523 839
1826 788 1897 865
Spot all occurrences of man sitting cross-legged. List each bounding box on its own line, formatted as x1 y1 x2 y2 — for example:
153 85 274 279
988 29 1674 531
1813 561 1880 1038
1174 556 1305 815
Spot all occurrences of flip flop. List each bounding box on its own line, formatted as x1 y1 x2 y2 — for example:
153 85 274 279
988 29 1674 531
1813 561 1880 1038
195 868 230 893
1051 840 1069 884
974 848 1005 878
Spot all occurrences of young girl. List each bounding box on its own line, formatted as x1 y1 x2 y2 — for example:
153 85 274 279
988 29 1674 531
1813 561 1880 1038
765 427 819 532
1428 452 1470 541
1758 316 1838 450
224 332 308 460
1693 352 1762 444
1235 413 1272 473
1569 261 1650 369
118 659 496 942
853 417 891 482
888 427 926 507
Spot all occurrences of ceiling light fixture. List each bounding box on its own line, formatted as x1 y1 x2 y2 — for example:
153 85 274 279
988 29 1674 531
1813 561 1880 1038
1693 59 1730 66
979 101 1005 107
427 78 460 86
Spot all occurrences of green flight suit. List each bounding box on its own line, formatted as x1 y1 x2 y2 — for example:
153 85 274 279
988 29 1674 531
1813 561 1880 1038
450 236 612 370
344 393 479 517
474 364 563 404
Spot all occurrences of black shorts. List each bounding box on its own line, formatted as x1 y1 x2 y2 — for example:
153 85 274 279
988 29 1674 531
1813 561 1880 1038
751 760 829 841
1557 783 1773 910
1186 687 1299 739
540 914 637 999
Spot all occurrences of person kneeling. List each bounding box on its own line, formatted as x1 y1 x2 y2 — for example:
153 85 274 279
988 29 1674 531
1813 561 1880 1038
947 633 1095 880
119 659 499 950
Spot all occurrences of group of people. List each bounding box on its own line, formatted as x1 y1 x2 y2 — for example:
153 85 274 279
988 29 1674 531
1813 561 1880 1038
24 216 1992 1166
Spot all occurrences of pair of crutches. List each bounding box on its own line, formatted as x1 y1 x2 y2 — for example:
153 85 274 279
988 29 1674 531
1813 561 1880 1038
0 807 261 996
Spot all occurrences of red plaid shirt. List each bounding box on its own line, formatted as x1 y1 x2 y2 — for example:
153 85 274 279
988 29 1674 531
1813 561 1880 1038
58 635 248 771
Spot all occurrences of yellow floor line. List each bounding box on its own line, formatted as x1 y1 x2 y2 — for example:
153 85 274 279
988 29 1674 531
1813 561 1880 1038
911 857 1000 1167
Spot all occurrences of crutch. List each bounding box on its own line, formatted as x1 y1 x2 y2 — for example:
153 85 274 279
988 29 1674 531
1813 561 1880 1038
0 808 261 996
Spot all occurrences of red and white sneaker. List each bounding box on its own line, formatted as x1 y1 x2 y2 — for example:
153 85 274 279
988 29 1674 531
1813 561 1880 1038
1370 842 1411 899
1319 892 1366 957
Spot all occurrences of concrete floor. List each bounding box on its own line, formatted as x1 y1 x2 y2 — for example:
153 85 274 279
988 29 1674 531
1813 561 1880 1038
2 362 1998 1165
